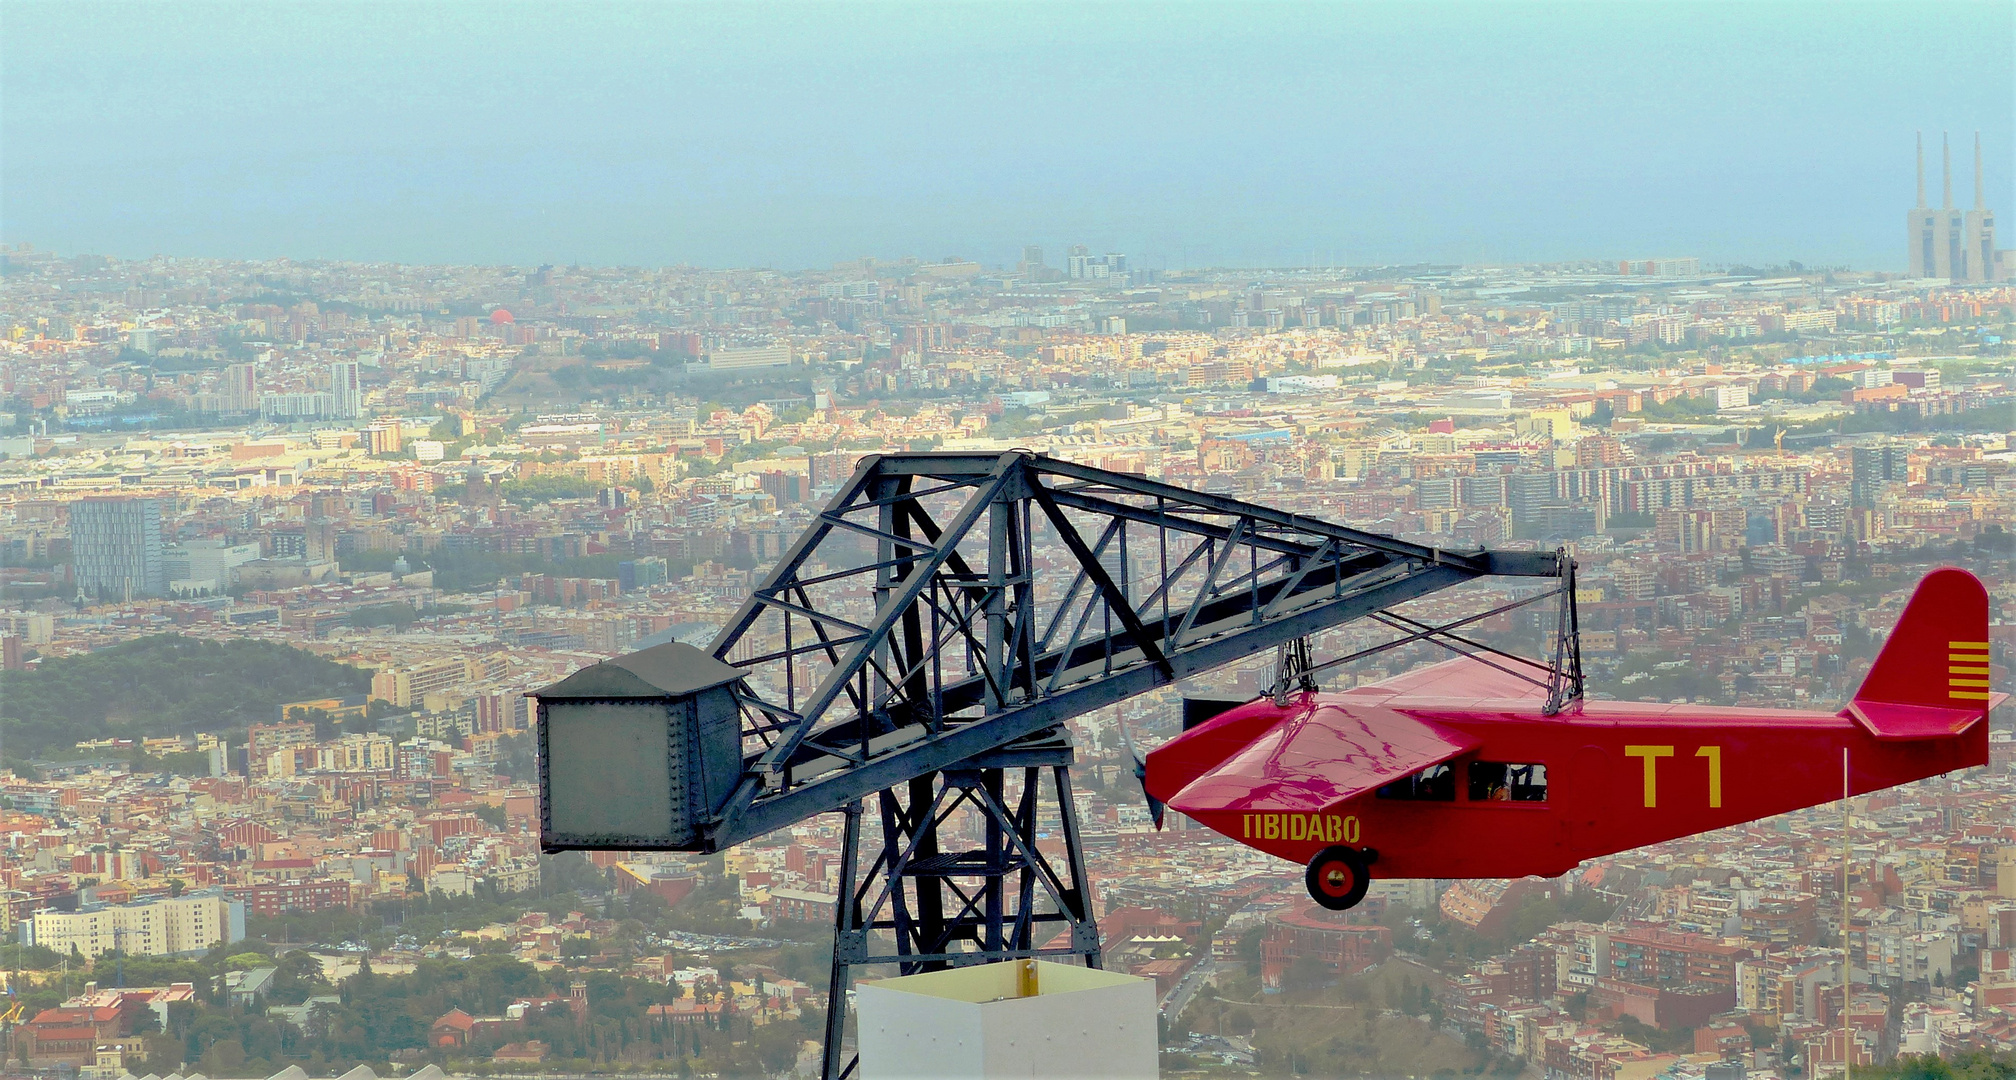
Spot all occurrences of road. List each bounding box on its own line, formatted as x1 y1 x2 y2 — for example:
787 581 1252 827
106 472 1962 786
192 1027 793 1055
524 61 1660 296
1161 957 1216 1022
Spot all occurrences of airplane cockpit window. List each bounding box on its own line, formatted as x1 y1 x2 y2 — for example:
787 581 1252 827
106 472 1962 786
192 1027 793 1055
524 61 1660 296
1376 763 1456 801
1469 761 1547 802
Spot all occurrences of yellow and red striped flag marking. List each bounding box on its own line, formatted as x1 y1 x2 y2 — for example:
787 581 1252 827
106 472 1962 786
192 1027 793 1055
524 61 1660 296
1949 641 1992 701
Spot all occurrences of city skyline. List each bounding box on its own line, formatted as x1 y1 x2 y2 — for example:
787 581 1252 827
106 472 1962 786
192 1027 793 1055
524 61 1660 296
0 240 2011 1080
2 5 2014 1078
4 2 2011 271
0 203 2012 1080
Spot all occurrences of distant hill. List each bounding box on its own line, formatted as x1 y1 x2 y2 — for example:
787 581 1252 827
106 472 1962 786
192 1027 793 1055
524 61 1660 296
0 634 372 760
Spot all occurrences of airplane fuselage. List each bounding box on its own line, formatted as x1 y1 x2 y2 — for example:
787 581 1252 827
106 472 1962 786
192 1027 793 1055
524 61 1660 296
1177 696 1987 880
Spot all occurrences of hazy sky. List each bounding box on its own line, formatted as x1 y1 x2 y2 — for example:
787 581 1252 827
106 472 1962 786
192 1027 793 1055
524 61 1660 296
4 2 2011 271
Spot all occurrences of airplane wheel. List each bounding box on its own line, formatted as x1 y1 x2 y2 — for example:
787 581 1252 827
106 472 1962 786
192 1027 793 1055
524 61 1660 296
1306 845 1371 911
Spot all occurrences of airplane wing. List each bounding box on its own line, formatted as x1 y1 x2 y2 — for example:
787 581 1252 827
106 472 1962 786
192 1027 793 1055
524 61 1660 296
1162 698 1478 817
1339 654 1551 705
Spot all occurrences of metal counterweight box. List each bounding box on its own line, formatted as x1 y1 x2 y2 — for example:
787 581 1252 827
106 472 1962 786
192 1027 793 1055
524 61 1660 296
534 641 745 851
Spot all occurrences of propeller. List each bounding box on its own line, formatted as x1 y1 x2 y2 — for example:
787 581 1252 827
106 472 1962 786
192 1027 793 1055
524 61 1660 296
1116 718 1166 830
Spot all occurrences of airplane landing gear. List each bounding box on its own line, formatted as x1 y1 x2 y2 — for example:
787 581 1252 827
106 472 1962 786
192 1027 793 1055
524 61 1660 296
1305 845 1376 910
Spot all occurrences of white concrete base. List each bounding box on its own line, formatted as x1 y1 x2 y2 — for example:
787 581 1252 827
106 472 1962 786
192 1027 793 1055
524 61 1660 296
855 958 1157 1079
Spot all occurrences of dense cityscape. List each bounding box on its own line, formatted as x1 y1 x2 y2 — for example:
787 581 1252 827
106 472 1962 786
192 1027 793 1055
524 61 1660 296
0 197 2011 1080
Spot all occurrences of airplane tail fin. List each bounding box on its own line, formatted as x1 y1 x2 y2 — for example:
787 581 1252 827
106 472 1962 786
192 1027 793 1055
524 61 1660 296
1850 568 2003 732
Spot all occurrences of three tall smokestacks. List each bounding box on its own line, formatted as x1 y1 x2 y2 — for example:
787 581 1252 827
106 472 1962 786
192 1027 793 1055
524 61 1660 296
1909 129 2001 283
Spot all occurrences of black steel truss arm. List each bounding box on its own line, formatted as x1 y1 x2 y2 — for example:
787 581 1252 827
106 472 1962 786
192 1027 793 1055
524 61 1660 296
692 451 1564 852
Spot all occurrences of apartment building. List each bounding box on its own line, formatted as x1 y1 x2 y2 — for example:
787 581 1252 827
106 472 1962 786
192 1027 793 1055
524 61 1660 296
19 891 244 958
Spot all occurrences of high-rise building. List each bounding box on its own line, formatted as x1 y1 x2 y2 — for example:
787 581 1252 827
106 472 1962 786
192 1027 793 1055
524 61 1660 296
70 496 166 599
1417 477 1457 510
1851 443 1910 507
1459 474 1508 508
305 516 339 562
1909 131 2008 282
1507 472 1559 525
1066 244 1093 280
329 360 362 419
1063 248 1126 281
1852 443 1909 484
221 362 259 413
364 420 402 456
618 557 668 592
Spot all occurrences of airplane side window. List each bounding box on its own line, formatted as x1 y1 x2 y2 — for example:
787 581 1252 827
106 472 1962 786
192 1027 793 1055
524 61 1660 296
1376 763 1455 801
1469 761 1547 803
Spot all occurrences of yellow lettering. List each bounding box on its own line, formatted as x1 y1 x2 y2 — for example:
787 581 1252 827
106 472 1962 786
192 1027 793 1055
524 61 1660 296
1326 816 1342 843
1344 816 1361 844
1624 745 1675 807
1289 815 1305 841
1263 815 1279 840
1696 745 1722 808
1243 815 1252 839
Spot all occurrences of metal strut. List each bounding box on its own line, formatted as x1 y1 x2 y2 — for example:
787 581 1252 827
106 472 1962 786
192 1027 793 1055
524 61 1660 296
1280 552 1586 712
1270 637 1319 705
1544 547 1586 716
822 738 1098 1080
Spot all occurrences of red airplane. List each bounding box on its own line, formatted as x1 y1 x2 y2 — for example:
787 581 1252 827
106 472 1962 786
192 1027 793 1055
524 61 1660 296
1144 567 2004 911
